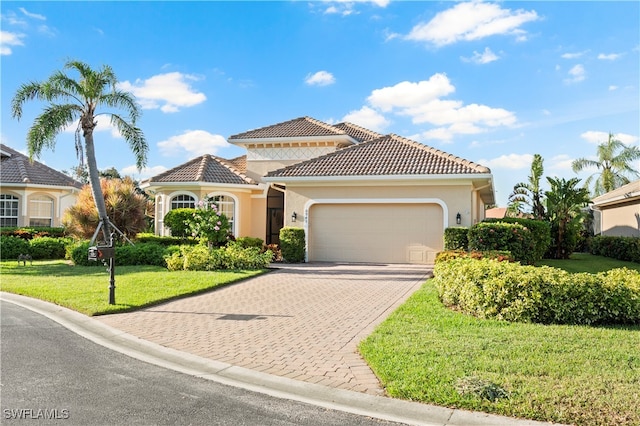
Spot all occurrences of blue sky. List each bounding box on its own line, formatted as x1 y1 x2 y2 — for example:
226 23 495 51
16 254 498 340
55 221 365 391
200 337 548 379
1 1 638 206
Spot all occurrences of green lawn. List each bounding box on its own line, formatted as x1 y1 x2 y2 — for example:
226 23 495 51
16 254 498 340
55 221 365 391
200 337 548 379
360 254 640 426
537 252 640 273
0 260 267 315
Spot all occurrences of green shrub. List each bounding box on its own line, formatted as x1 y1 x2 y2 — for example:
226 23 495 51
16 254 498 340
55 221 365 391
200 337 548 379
469 221 536 264
0 227 66 239
29 237 71 259
444 227 468 250
234 236 264 249
484 218 550 262
591 235 640 263
134 233 197 246
163 208 196 238
67 240 101 266
280 227 305 263
433 257 640 325
0 235 31 259
115 243 168 267
165 244 272 271
435 249 514 264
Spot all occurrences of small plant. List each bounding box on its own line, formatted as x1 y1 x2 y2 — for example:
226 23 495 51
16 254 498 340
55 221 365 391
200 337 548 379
455 376 510 402
279 227 305 263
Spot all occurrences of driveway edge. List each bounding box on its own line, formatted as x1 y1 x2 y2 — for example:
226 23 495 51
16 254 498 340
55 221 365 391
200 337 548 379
1 292 562 426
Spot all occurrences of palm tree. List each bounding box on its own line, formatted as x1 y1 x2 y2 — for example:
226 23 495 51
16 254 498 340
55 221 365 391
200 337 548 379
545 177 591 259
508 154 546 219
11 60 147 243
572 133 640 196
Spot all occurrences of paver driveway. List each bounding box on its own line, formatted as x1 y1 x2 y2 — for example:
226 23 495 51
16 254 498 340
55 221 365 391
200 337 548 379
97 263 432 395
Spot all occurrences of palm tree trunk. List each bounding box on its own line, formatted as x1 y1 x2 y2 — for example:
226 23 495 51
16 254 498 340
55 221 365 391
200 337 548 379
84 132 111 242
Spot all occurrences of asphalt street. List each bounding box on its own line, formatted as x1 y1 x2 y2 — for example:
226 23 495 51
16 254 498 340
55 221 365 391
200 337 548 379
0 301 404 426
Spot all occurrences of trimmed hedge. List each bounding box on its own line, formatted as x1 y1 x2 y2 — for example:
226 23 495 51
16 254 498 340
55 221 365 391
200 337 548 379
591 235 640 263
435 249 514 263
433 257 640 325
29 237 71 260
444 227 469 250
68 241 173 267
280 227 305 263
134 233 198 246
165 244 272 271
468 221 537 264
0 227 66 239
483 218 551 262
0 235 31 259
163 208 196 238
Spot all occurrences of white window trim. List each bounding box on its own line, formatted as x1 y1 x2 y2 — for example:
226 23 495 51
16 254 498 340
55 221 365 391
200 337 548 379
207 192 239 236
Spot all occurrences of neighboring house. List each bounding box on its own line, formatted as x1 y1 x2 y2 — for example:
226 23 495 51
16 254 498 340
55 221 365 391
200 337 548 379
485 207 507 219
142 116 495 264
0 144 82 228
591 179 640 237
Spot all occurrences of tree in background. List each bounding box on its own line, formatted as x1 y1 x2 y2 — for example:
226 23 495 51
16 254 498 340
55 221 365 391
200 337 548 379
508 154 546 219
572 133 640 196
544 177 591 259
63 177 149 239
11 60 147 243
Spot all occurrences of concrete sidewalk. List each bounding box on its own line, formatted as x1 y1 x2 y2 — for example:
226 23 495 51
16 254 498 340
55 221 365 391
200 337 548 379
1 263 563 426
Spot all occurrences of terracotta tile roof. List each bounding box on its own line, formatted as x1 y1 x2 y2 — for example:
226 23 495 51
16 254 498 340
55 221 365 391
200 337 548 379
265 134 491 178
146 154 257 185
0 144 82 188
229 116 348 140
333 122 383 142
226 155 247 174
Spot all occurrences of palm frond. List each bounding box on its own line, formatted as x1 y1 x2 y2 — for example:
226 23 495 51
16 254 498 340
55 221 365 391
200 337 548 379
110 114 148 169
26 104 81 160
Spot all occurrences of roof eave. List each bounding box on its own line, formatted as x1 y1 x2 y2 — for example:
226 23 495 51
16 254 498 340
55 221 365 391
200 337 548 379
263 173 494 183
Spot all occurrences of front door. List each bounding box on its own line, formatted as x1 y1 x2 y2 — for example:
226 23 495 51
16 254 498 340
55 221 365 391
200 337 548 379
266 187 284 245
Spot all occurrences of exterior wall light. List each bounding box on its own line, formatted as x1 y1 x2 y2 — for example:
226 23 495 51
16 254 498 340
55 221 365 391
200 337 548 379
456 212 462 225
292 212 297 222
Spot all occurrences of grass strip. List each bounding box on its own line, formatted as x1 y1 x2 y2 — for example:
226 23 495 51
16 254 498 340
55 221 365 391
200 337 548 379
0 260 267 316
360 278 640 426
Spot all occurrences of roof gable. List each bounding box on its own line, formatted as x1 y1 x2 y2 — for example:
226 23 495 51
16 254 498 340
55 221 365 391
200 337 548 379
0 144 82 188
332 122 383 143
229 116 348 140
265 134 491 178
146 154 256 185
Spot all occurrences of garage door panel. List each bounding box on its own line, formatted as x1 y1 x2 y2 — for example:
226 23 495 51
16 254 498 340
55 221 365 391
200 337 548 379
309 203 443 264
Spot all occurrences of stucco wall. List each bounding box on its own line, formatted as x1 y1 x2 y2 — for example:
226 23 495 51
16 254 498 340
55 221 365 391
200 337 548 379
599 202 640 237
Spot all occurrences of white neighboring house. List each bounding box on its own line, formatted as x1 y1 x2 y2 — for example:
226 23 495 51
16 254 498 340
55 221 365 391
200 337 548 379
0 144 82 228
591 179 640 237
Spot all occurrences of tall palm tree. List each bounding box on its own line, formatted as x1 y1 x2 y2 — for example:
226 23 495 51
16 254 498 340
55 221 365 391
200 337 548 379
11 60 147 243
545 177 591 259
572 133 640 196
508 153 546 219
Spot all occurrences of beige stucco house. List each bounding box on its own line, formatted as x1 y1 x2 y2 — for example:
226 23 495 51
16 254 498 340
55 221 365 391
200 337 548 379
0 144 82 228
142 117 495 264
591 180 640 237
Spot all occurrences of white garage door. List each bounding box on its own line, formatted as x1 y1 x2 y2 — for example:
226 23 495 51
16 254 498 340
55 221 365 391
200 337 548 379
308 203 443 264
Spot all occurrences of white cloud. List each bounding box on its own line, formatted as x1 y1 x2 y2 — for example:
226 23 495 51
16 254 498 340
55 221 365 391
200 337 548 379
158 130 230 158
367 73 455 112
19 7 46 20
0 30 24 55
481 153 534 170
548 154 574 172
564 64 586 84
323 0 390 15
342 106 390 132
598 53 622 61
118 72 207 113
461 47 500 64
305 70 335 86
405 1 538 47
121 164 168 179
581 131 639 146
561 51 587 59
361 73 516 140
608 85 618 91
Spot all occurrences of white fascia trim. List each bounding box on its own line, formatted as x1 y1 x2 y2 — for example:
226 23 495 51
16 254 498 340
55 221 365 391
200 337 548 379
592 192 640 207
230 135 357 146
263 173 493 184
301 198 449 262
0 183 81 192
143 182 263 193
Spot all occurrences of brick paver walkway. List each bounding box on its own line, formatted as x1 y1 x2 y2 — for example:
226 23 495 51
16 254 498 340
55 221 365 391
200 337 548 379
97 263 432 395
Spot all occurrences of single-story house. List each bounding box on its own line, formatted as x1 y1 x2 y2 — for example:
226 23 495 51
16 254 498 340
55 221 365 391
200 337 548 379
142 116 495 264
0 144 82 228
590 179 640 237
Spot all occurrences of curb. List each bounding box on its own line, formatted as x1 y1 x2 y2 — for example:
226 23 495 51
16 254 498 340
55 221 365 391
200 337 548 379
1 292 562 426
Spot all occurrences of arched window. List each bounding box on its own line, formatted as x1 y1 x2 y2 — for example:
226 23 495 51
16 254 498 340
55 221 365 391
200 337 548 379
0 194 19 227
29 195 53 227
211 195 235 235
171 194 195 209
